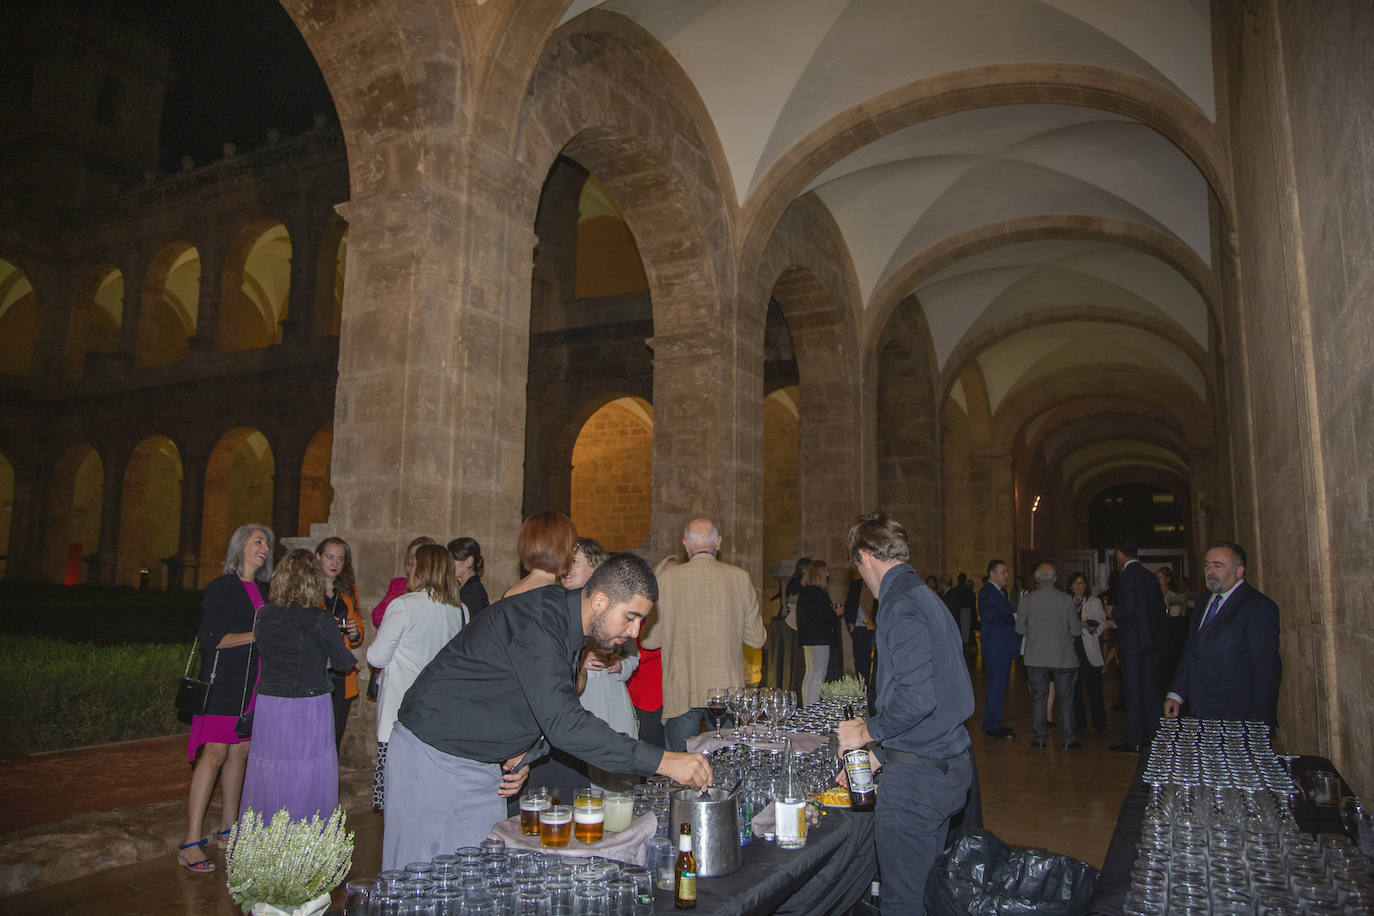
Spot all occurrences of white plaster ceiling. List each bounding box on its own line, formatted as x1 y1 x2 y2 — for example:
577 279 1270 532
918 239 1211 368
974 322 1205 415
562 0 1213 201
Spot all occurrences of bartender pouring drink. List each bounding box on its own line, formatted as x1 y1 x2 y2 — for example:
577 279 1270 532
383 553 712 869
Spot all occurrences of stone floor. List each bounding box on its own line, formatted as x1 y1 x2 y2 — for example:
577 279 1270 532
2 657 1137 914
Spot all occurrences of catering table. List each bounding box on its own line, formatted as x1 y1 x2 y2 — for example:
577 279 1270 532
650 806 877 915
1086 749 1356 915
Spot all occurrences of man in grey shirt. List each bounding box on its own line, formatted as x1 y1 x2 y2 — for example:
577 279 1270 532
384 553 712 868
1016 563 1082 750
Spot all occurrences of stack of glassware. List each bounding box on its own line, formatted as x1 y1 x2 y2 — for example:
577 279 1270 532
342 843 656 915
1126 718 1373 915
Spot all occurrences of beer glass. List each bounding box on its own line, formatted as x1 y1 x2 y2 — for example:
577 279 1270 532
540 805 573 848
521 790 552 836
602 791 632 833
573 789 605 844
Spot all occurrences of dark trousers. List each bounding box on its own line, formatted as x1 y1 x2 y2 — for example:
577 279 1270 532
1028 666 1078 744
1075 663 1106 732
851 627 874 685
876 749 973 915
635 705 665 750
330 678 353 751
1120 647 1161 746
982 648 1016 731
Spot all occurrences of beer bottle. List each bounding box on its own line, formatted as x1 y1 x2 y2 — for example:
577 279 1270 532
674 822 697 909
841 705 877 812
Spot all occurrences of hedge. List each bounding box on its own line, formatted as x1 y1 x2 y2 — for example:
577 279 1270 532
1 635 190 752
0 582 203 645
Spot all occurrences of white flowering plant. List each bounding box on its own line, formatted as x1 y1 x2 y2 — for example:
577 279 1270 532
224 806 354 913
820 674 868 701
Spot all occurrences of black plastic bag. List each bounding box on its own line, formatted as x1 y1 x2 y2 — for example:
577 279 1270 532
926 828 1098 916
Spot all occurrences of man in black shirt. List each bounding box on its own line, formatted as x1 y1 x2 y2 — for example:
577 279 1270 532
382 553 712 868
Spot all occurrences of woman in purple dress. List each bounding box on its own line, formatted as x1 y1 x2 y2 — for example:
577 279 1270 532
178 524 273 873
238 549 357 824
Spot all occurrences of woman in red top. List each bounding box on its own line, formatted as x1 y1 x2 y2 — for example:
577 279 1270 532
626 555 677 749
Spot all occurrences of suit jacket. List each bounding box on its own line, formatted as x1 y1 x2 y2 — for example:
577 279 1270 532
1016 586 1081 669
977 583 1019 655
1111 560 1166 654
640 554 766 720
1169 580 1281 724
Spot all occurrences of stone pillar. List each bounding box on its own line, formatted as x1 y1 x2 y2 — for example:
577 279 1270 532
4 453 42 580
167 445 206 589
279 207 321 346
189 230 227 355
271 429 307 540
27 262 76 383
94 446 127 584
116 253 149 366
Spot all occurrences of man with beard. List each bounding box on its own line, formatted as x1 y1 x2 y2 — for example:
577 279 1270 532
382 553 712 867
1164 541 1281 724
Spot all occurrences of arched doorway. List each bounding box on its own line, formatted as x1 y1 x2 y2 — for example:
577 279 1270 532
116 435 182 588
570 397 653 552
139 242 200 365
762 385 800 581
199 428 274 585
221 220 292 351
0 259 38 376
299 423 333 535
46 445 103 584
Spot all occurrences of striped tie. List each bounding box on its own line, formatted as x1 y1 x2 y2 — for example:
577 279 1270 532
1199 593 1222 630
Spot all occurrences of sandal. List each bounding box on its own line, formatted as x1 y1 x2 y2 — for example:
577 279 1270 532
177 839 215 873
215 826 234 846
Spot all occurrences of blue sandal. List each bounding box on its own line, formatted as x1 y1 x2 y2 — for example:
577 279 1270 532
215 826 234 846
177 839 215 873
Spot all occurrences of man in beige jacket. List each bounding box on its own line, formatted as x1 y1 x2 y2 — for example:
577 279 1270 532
642 518 767 750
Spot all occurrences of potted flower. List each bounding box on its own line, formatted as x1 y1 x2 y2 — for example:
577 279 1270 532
224 806 354 916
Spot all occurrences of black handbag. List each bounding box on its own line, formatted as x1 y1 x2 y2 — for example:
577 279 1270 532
234 639 255 738
175 640 217 724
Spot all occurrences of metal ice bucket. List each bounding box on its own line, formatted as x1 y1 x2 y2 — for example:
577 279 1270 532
670 786 742 877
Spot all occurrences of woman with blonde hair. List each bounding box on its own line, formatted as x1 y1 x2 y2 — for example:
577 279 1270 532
503 510 578 598
797 559 843 706
238 549 357 822
366 544 468 809
178 524 273 872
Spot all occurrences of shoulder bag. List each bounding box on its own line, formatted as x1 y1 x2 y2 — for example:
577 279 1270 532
175 639 218 724
234 636 256 738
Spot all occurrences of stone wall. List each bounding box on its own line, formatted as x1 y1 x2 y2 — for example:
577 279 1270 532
1216 0 1374 792
569 399 653 553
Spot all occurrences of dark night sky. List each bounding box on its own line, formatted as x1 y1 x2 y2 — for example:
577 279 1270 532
100 0 339 172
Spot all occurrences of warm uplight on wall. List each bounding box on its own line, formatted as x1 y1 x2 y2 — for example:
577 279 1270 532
1030 495 1041 550
1032 495 1041 513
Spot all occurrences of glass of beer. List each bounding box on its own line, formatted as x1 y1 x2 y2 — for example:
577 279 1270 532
520 789 551 836
540 804 573 848
603 791 633 833
573 789 605 844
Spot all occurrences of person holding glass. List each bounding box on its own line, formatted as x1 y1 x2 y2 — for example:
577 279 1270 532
366 544 468 810
316 536 364 751
797 560 842 706
177 524 273 873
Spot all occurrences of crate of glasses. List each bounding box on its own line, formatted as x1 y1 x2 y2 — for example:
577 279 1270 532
342 843 656 915
1128 718 1372 914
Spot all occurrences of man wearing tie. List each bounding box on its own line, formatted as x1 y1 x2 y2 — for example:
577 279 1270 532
1108 534 1167 753
1164 541 1281 724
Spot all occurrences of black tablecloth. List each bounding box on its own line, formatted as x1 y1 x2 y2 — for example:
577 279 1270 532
1087 752 1352 915
652 807 877 915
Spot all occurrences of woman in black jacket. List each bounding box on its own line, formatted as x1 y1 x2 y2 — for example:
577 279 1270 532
797 560 842 705
238 549 357 824
447 536 489 615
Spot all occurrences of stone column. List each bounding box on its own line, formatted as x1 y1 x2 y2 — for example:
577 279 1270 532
115 254 149 369
189 230 227 355
94 446 127 584
279 207 321 346
166 444 206 589
4 452 42 580
271 428 307 540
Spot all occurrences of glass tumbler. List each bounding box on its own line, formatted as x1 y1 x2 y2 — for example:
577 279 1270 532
345 878 378 916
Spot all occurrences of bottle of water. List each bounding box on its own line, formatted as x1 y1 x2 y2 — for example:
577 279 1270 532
645 820 676 891
775 737 807 849
735 767 752 846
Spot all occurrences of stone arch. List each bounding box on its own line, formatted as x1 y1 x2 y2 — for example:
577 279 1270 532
315 216 347 337
1083 473 1192 551
938 305 1212 405
740 63 1234 268
139 241 200 366
570 396 654 552
863 215 1220 364
220 218 292 352
116 435 182 589
0 257 39 376
46 444 103 583
199 427 274 586
762 385 800 583
299 423 333 535
1036 414 1192 474
69 265 124 373
0 450 12 579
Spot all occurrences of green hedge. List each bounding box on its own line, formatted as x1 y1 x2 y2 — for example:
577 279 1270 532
0 582 203 644
1 635 190 752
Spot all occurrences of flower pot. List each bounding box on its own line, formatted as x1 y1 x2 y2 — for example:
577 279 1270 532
248 891 331 916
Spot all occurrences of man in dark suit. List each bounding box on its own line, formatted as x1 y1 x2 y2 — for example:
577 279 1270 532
978 560 1019 739
1164 541 1281 724
1108 534 1167 752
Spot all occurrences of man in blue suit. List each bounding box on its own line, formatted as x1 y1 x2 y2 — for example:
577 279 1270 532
1164 541 1281 724
1108 534 1167 753
979 559 1019 739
